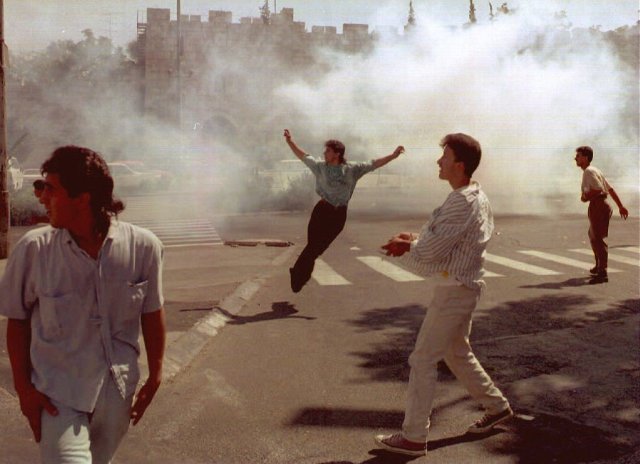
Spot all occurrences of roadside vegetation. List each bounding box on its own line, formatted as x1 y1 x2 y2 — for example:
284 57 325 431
10 188 47 226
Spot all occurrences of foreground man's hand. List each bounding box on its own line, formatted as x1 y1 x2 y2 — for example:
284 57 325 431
130 378 161 425
17 385 58 442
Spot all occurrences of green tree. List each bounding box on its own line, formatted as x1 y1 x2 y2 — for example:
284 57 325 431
407 1 416 28
260 0 271 25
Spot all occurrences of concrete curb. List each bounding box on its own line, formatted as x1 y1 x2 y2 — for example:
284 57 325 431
162 245 298 381
224 239 294 247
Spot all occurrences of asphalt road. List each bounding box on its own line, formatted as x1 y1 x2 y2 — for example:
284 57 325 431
117 206 638 464
0 191 638 463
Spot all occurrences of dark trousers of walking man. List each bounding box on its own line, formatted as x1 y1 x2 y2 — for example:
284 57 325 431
588 196 613 272
290 199 347 292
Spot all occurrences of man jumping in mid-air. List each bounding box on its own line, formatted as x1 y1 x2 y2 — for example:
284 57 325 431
283 129 405 293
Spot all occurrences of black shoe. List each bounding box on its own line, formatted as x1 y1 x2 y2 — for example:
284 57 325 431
589 266 599 275
588 273 608 284
290 268 304 293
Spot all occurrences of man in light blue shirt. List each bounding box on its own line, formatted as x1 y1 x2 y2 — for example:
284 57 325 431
1 146 166 464
283 129 405 292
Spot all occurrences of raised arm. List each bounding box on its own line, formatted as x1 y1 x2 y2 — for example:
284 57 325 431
283 129 307 160
373 146 405 169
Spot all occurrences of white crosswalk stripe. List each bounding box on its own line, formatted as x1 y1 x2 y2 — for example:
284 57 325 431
311 256 503 287
485 253 560 276
130 219 223 247
618 246 640 254
312 259 351 286
569 249 640 267
484 270 504 277
357 256 424 282
518 250 621 273
119 194 223 247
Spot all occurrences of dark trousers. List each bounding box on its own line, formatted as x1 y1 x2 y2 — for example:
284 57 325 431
588 197 612 272
291 199 347 288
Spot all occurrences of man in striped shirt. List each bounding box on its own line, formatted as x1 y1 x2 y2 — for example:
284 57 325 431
374 133 512 457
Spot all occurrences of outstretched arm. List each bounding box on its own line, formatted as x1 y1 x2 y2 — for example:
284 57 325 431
373 146 405 169
283 129 307 160
608 187 629 219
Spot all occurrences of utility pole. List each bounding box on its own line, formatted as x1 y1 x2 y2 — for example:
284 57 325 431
0 0 9 258
176 0 182 139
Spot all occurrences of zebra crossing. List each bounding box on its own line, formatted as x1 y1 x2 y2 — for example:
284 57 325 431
129 218 223 247
121 195 223 247
311 247 640 286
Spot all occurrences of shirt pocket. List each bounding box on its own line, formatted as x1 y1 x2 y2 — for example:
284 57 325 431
109 280 149 326
38 291 81 342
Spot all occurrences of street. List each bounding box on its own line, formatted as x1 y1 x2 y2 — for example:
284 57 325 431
0 191 638 463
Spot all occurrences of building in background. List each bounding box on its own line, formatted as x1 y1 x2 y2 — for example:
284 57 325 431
136 7 387 158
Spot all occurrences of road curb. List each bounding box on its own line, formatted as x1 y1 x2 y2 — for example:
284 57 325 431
162 245 298 381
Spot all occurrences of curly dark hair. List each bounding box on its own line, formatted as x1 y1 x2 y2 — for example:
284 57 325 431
41 145 124 234
324 139 346 163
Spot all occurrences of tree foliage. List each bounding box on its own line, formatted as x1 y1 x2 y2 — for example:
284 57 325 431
7 30 141 162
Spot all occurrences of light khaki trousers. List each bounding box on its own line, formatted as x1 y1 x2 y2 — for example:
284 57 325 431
402 283 509 442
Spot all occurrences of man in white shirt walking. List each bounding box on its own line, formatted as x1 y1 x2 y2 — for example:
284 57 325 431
1 146 166 464
574 146 628 284
373 133 512 457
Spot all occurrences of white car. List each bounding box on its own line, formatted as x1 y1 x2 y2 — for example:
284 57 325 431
8 157 24 191
108 162 161 191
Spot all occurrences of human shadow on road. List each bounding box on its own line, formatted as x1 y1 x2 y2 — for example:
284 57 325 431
486 410 631 463
519 277 591 289
315 430 504 464
289 407 404 428
215 301 316 325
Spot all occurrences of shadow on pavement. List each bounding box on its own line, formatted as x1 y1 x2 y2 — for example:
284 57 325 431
288 407 404 428
519 277 592 289
345 295 608 383
316 430 504 464
344 297 639 462
346 304 425 383
489 411 630 464
216 301 316 325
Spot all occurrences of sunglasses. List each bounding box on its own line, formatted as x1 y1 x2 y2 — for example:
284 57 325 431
33 179 45 191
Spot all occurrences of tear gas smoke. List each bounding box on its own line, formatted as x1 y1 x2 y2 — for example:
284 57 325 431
7 4 638 217
277 3 639 214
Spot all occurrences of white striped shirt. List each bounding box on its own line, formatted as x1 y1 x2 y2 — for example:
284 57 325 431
405 181 494 291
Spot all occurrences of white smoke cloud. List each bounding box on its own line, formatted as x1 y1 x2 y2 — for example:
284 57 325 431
276 7 638 213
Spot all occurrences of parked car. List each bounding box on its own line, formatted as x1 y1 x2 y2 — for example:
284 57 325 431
108 162 162 192
8 157 24 191
118 160 173 184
